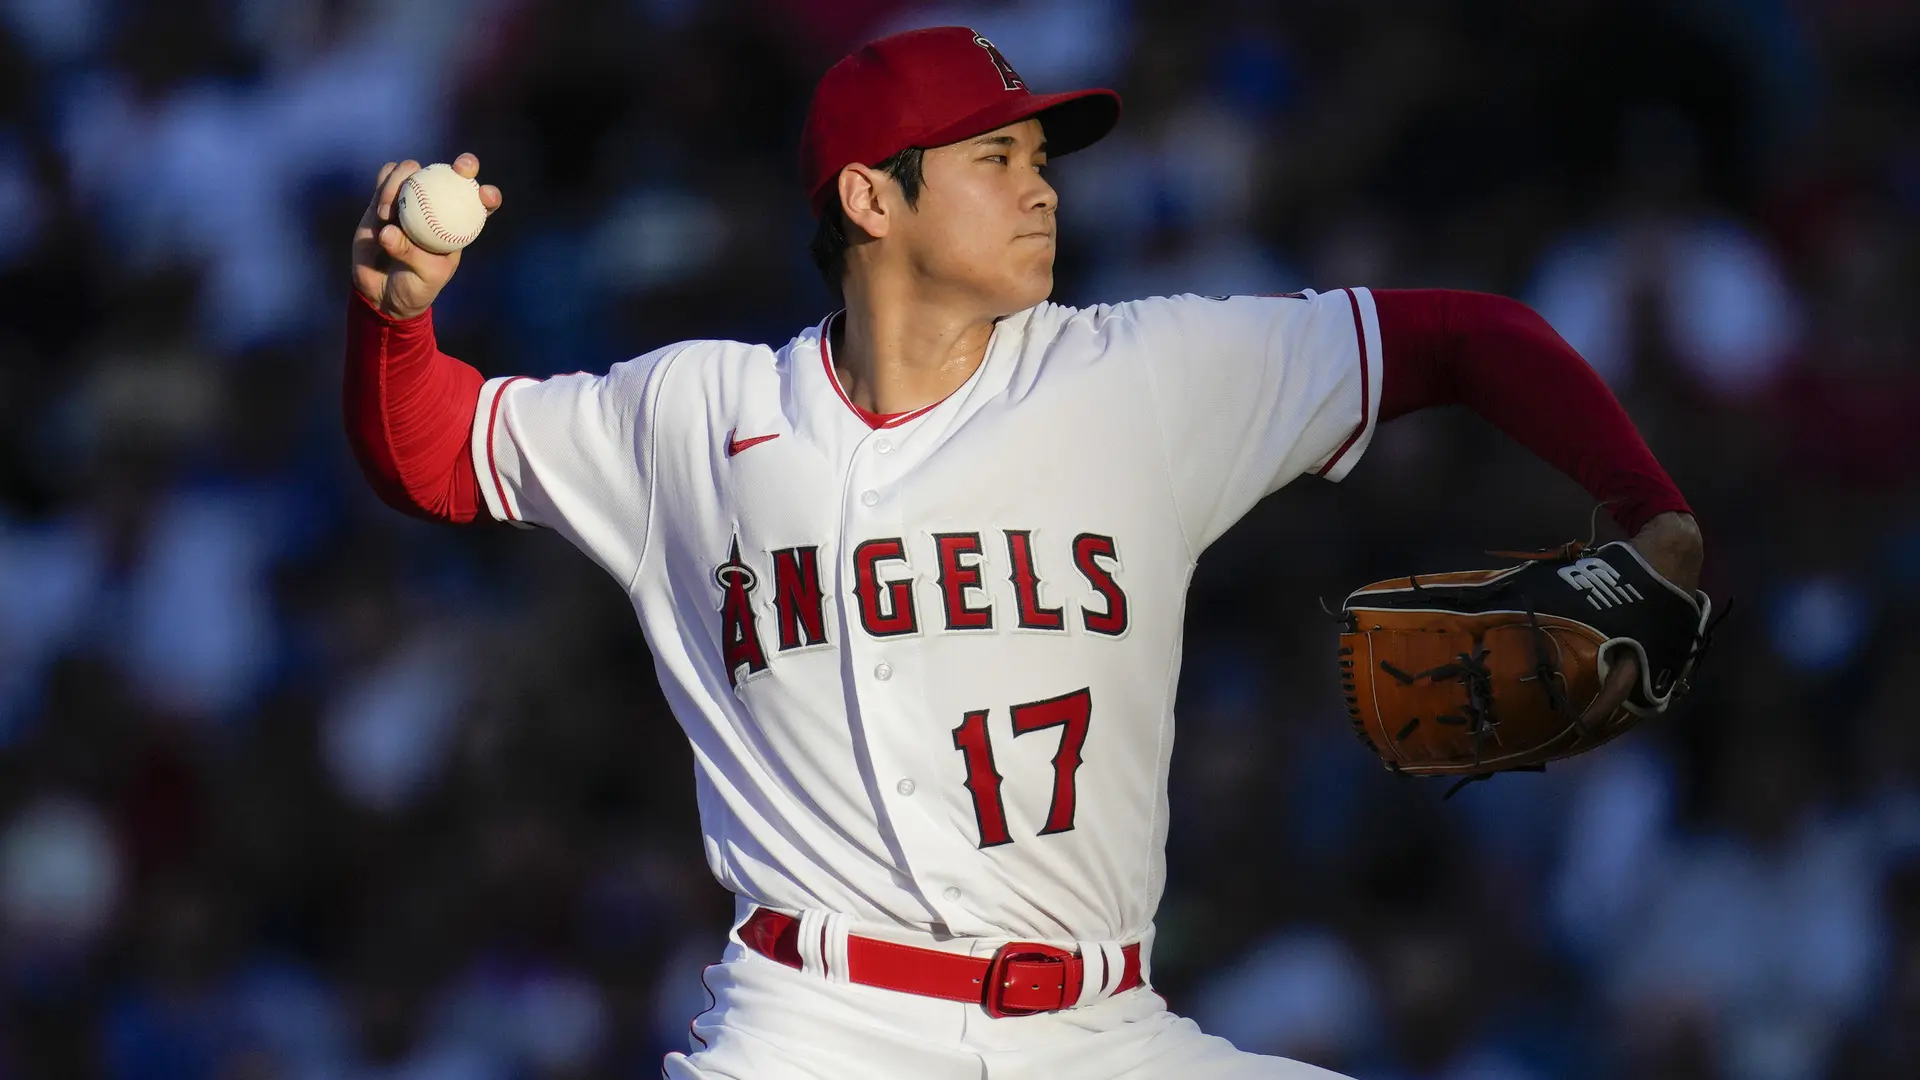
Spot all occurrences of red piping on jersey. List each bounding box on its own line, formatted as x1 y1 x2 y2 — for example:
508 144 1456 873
1315 288 1373 477
819 312 950 429
486 376 536 521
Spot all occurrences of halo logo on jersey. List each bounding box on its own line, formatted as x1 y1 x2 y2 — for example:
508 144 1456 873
714 538 768 686
1557 557 1645 610
972 33 1026 91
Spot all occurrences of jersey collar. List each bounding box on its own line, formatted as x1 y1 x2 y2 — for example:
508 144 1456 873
818 311 949 430
788 307 1034 457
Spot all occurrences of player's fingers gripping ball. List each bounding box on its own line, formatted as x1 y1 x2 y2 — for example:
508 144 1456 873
395 163 487 254
1337 539 1722 791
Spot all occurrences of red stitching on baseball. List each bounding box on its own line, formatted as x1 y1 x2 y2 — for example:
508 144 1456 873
409 176 480 247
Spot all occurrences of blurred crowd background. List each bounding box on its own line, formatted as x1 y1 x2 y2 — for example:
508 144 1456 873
0 0 1917 1077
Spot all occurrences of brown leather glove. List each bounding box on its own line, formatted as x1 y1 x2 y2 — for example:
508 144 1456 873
1337 540 1719 794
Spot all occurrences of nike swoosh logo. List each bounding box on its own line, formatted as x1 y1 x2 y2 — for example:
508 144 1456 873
726 430 781 457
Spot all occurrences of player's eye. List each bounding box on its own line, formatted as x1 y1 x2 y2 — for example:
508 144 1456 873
983 155 1008 164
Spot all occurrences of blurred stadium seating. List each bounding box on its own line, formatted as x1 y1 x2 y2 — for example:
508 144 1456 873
0 1 1916 1077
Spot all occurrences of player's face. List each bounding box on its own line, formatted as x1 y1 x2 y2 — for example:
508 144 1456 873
900 118 1057 313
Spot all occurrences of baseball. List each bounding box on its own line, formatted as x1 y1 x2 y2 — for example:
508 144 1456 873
395 163 486 254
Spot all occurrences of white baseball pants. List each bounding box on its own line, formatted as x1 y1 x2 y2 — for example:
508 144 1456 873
661 939 1354 1080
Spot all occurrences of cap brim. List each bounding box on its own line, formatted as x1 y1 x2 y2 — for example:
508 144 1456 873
916 88 1122 159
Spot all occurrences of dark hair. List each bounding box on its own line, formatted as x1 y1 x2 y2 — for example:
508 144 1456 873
808 146 925 300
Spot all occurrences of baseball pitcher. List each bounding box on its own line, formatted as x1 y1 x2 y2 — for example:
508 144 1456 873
344 27 1706 1080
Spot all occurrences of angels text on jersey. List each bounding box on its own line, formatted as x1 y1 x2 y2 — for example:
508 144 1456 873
714 528 1129 687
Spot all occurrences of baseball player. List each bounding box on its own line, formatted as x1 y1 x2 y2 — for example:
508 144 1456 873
344 27 1703 1080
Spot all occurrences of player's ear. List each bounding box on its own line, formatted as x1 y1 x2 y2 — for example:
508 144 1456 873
839 164 891 239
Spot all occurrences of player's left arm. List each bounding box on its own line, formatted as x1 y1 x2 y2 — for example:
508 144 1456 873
1373 288 1704 716
1373 288 1701 579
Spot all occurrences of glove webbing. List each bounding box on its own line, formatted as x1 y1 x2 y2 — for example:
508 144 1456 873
1379 645 1498 764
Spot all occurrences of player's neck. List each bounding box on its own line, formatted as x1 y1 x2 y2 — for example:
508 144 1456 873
832 289 997 417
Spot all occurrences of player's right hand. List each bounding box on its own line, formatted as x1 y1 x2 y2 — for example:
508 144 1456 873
350 153 503 321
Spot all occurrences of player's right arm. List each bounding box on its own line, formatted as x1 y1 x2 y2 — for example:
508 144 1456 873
343 155 501 523
344 154 676 587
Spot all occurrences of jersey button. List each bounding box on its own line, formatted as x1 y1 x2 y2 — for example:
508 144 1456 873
860 489 880 507
895 778 916 796
873 662 893 681
943 886 963 902
874 438 893 455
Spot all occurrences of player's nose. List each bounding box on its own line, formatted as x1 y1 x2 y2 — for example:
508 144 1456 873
1025 170 1057 215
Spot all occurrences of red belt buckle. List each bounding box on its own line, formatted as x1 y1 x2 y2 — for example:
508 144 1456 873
981 941 1077 1018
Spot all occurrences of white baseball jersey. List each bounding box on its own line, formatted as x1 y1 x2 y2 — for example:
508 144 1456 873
469 289 1382 946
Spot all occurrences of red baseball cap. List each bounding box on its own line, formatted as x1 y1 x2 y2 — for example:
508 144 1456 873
800 26 1122 219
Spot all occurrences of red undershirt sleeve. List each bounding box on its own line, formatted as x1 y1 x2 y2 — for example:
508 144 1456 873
1372 288 1691 537
342 291 486 523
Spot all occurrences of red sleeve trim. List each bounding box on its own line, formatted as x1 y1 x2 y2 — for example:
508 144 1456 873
485 376 536 522
1315 288 1373 477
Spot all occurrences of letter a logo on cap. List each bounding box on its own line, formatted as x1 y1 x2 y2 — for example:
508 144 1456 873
972 33 1026 91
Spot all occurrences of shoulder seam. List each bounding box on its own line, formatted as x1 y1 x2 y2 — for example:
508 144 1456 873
1124 299 1202 563
487 376 539 523
1312 288 1372 478
624 342 695 592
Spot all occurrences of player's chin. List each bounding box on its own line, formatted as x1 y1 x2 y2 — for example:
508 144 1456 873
999 273 1053 311
1003 256 1054 307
